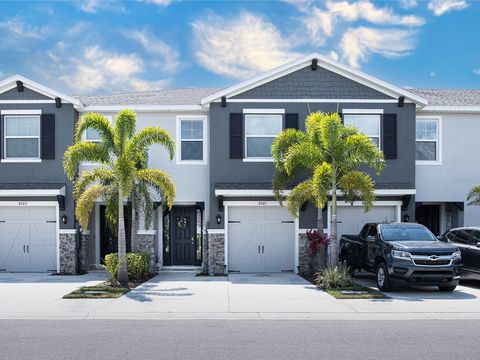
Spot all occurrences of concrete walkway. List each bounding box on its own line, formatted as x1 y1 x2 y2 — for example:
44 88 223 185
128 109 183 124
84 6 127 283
0 271 480 320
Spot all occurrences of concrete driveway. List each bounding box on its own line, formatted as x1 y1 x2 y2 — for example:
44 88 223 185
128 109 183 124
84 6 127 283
1 271 480 320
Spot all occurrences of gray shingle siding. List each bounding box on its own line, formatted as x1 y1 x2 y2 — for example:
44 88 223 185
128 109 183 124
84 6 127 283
0 86 51 100
231 65 393 100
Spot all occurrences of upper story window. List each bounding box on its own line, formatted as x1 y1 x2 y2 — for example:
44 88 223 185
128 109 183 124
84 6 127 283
176 115 207 164
4 115 40 160
245 114 282 160
343 113 381 148
84 115 111 142
416 116 441 164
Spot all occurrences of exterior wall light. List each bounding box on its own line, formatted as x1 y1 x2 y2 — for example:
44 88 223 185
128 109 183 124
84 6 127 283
62 215 68 224
216 215 222 225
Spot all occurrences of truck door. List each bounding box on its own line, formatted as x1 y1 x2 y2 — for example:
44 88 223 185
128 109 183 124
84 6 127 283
365 225 378 269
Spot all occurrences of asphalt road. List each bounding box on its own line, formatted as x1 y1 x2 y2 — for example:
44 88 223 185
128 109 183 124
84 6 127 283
0 320 478 360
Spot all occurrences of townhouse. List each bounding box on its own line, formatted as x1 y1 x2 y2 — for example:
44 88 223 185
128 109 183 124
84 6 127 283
0 53 478 275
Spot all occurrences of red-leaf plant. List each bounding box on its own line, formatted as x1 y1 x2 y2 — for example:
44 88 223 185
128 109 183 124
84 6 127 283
305 229 330 258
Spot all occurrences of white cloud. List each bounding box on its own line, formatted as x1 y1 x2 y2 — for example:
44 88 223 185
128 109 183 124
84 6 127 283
301 0 424 42
139 0 172 6
340 27 416 68
122 29 180 73
0 17 49 40
76 0 127 13
192 12 301 79
430 71 436 77
39 44 169 93
474 68 480 76
399 0 418 8
427 0 469 16
328 50 339 61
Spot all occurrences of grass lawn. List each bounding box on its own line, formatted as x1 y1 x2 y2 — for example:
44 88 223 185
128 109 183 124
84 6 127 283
63 277 153 299
325 285 388 299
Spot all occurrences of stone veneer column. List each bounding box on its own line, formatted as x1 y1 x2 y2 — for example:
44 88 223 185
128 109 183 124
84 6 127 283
79 231 89 273
207 232 225 275
59 232 78 274
136 232 157 274
298 232 309 276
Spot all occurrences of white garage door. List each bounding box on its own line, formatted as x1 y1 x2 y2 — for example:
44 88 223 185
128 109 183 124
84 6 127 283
0 206 57 272
228 206 295 273
336 205 398 238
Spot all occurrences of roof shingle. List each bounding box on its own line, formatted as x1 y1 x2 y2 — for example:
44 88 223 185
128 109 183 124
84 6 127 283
407 88 480 106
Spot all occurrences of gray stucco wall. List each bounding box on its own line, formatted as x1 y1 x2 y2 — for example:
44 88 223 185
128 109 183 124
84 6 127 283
209 101 416 229
0 88 77 229
232 65 393 100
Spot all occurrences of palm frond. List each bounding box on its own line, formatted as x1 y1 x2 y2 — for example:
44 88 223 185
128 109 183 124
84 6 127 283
136 169 176 209
73 167 115 201
272 129 308 169
76 184 106 229
104 185 119 232
287 180 314 217
114 109 137 154
339 171 376 211
63 142 110 180
311 162 334 209
127 126 175 162
467 185 480 206
284 141 322 176
75 113 115 148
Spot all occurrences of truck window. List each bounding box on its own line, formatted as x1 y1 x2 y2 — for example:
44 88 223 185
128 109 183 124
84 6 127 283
360 225 370 239
367 225 378 238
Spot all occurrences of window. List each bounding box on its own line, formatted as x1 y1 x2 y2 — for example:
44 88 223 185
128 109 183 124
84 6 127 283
4 115 40 159
344 114 381 148
84 115 111 142
245 114 282 160
177 115 207 164
416 117 440 164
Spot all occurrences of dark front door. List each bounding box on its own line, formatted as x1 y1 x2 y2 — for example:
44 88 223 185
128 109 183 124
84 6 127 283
171 206 196 265
416 205 440 235
100 205 131 261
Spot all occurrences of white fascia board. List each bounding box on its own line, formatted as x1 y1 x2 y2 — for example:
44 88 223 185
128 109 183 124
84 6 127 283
215 189 291 197
243 108 285 114
215 188 416 197
419 106 480 114
83 104 206 113
0 189 64 197
0 74 82 107
0 100 56 104
226 99 399 104
201 53 428 106
1 109 42 115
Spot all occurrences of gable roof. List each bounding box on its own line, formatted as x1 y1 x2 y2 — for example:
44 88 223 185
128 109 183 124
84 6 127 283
75 88 221 107
0 74 82 107
201 53 428 107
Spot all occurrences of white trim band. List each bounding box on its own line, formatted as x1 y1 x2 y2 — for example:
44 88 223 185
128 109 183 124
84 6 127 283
0 109 42 115
0 188 65 197
342 108 384 114
243 108 285 114
59 229 77 235
215 188 416 197
137 230 157 235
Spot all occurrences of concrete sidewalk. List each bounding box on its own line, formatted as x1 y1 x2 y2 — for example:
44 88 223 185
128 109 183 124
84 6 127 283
0 272 479 320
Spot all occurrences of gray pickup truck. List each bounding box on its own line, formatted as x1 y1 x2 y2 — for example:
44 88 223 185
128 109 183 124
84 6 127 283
339 222 462 291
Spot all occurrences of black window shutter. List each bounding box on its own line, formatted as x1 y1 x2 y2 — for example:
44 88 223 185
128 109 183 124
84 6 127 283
229 113 243 159
383 114 397 159
285 113 299 129
41 114 55 160
338 112 343 124
0 116 3 159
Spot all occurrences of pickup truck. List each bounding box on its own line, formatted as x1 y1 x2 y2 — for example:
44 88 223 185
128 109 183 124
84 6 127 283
339 222 462 292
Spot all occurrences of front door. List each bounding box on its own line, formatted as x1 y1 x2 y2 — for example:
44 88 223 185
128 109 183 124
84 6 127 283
100 205 131 262
171 206 196 265
416 204 440 235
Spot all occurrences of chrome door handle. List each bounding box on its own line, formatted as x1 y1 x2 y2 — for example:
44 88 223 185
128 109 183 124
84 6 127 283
23 245 26 253
262 246 264 253
258 246 261 253
27 245 29 253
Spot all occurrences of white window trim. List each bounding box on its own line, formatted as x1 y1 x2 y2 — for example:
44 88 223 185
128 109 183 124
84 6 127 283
342 108 384 114
343 112 381 149
2 114 41 162
176 115 207 165
244 113 282 162
415 115 442 166
243 108 285 114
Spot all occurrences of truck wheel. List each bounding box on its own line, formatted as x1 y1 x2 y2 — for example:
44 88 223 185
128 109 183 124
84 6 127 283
438 285 457 292
376 262 393 292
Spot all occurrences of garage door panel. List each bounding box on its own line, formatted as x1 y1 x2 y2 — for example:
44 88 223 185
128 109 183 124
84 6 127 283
337 205 397 239
0 206 57 272
228 206 295 273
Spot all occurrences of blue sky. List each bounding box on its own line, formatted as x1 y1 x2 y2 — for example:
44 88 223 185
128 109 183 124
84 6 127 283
0 0 478 94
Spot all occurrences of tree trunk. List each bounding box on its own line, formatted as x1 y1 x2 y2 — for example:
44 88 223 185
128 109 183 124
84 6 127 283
117 188 129 285
317 207 324 236
317 207 326 269
328 188 338 268
131 193 137 252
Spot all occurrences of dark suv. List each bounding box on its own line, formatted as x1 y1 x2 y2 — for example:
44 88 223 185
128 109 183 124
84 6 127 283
440 227 480 280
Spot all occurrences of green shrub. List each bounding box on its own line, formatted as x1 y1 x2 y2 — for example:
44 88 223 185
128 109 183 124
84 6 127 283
104 252 149 281
314 266 353 290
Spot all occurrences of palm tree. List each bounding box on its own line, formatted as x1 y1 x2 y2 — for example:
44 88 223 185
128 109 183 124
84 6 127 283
272 111 384 267
64 110 176 285
467 186 480 206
